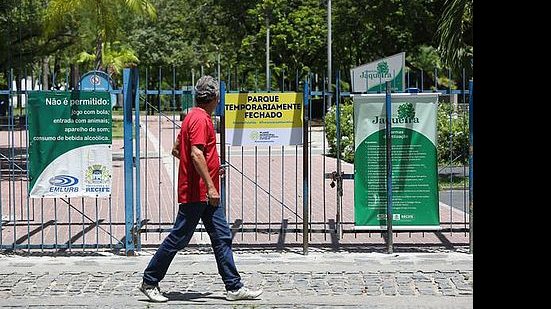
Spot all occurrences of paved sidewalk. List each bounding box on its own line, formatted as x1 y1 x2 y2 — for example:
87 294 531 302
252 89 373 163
0 249 473 308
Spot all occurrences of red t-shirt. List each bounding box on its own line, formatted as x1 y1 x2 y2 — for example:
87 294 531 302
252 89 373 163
177 107 220 203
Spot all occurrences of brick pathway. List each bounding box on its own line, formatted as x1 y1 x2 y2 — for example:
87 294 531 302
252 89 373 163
0 250 473 308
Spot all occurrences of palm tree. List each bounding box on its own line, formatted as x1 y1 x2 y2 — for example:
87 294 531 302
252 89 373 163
76 41 139 76
436 0 473 75
45 0 156 71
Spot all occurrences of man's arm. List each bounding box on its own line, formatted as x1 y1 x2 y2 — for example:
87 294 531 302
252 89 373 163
190 144 219 206
171 132 181 159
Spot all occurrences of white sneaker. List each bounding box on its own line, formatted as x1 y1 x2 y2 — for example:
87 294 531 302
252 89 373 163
226 286 263 301
139 283 169 302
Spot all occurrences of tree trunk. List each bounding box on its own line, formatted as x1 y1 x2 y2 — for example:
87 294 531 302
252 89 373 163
15 72 21 109
53 55 61 89
70 63 80 90
95 35 103 71
41 56 49 90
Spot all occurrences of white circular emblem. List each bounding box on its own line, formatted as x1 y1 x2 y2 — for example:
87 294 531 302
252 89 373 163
90 75 101 85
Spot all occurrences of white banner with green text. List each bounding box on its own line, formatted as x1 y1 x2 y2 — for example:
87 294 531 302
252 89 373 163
353 93 439 229
28 91 112 198
350 52 405 93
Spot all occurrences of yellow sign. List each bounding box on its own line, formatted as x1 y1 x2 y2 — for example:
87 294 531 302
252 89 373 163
224 93 303 145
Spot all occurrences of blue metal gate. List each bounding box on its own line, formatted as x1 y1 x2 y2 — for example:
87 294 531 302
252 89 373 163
1 66 473 255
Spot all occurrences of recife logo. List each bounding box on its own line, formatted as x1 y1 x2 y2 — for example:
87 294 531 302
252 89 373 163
249 131 260 141
84 164 111 194
85 164 111 184
48 175 79 193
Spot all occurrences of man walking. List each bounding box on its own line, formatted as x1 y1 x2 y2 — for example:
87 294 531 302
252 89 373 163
139 75 262 302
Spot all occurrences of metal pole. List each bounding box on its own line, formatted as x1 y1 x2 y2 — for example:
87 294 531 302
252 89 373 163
282 69 284 91
9 68 15 247
220 82 227 210
122 68 135 255
192 69 195 105
421 69 424 92
384 81 393 254
217 53 221 85
157 67 162 239
266 17 270 91
335 71 343 238
134 68 142 251
327 0 332 102
302 78 309 255
255 69 258 92
468 79 473 254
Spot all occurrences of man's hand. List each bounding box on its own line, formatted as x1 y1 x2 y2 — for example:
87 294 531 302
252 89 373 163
206 187 220 207
219 164 228 178
171 136 181 159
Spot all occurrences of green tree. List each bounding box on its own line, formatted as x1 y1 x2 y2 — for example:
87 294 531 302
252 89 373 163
44 0 156 71
333 0 442 78
128 0 217 69
436 0 473 75
0 0 77 81
241 0 327 90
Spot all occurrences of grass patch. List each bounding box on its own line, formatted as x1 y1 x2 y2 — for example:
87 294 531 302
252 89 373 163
112 118 139 139
112 109 183 116
112 119 123 139
438 174 469 190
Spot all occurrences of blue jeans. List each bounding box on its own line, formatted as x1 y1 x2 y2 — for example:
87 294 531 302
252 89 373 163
143 202 243 291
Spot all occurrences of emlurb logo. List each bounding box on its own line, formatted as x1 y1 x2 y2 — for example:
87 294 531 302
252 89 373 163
397 103 415 119
85 164 111 184
49 175 79 187
377 61 389 76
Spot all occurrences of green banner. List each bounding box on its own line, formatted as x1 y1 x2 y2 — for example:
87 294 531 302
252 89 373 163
353 93 439 229
28 91 112 198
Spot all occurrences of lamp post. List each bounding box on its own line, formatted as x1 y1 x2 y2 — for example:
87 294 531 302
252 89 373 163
327 0 332 102
266 13 271 91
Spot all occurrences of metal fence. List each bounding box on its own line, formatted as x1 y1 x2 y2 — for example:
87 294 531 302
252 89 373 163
0 69 126 252
1 65 472 255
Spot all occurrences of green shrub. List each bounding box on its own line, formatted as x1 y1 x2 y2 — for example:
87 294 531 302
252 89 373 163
437 103 470 165
325 98 355 163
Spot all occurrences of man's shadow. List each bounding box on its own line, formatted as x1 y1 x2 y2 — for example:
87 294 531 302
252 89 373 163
140 291 226 303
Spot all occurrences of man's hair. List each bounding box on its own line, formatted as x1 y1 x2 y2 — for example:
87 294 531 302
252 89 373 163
195 75 219 105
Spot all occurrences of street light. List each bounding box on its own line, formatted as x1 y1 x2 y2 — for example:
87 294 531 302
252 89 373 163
328 0 332 100
266 8 271 91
